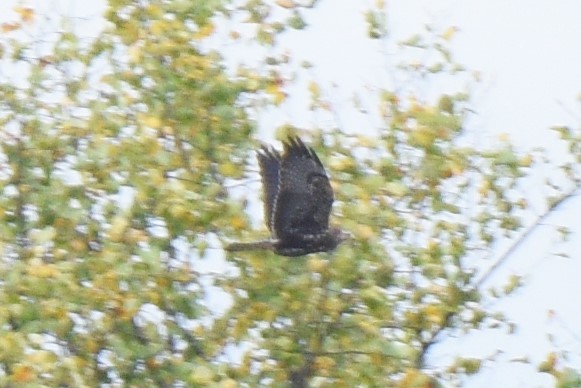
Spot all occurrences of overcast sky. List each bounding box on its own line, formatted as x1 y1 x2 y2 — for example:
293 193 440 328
329 2 581 386
283 2 581 386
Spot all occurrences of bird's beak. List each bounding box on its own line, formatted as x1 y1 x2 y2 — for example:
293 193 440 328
339 230 353 242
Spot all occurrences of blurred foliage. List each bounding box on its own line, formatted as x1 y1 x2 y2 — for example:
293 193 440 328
0 0 579 387
0 0 251 386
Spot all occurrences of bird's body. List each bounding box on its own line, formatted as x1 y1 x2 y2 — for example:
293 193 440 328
226 136 348 256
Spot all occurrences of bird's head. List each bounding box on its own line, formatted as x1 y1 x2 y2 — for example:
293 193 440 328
330 227 352 245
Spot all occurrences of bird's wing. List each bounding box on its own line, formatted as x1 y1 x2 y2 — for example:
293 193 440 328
273 136 334 238
257 145 281 234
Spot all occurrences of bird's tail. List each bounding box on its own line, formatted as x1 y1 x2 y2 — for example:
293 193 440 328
225 240 275 252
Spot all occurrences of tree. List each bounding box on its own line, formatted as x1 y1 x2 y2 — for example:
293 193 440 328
0 0 579 386
0 1 252 385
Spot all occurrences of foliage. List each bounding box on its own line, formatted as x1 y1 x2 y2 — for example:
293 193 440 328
0 1 251 385
0 0 579 387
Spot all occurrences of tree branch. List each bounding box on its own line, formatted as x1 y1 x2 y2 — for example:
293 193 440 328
474 185 580 289
416 184 581 367
225 239 275 252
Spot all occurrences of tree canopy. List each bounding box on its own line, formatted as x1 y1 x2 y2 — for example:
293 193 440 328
0 0 579 386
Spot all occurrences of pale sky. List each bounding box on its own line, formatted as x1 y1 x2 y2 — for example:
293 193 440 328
214 1 581 386
392 2 581 386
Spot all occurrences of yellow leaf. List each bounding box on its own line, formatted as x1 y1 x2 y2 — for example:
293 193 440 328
230 215 247 231
150 20 167 36
308 81 320 99
26 350 56 365
169 204 188 220
329 156 355 172
356 135 374 147
126 228 147 244
15 6 35 24
384 181 408 198
314 356 335 375
218 162 238 177
2 22 21 33
323 296 341 317
146 357 161 370
140 114 162 129
86 338 100 353
397 369 433 388
479 179 491 196
519 154 533 167
108 216 129 242
146 4 163 18
354 224 374 240
425 304 443 325
408 95 420 112
195 23 215 39
190 365 215 384
307 257 327 273
357 319 379 335
409 126 436 148
148 168 165 186
276 0 295 9
29 226 56 243
129 45 142 64
219 379 238 388
27 259 58 278
12 364 35 383
266 84 286 105
447 159 465 176
538 352 556 373
442 26 459 41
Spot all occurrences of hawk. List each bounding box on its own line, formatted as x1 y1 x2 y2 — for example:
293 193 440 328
226 136 349 256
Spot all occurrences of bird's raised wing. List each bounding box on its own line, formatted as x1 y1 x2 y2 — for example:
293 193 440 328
272 136 334 238
257 145 281 234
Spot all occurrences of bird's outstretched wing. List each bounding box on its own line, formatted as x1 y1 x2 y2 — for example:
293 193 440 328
272 136 334 238
257 145 281 234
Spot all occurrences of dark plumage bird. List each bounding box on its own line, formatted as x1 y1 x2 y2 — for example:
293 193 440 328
226 136 349 256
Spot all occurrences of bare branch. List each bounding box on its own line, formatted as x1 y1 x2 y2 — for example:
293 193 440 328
225 240 276 252
416 185 580 367
475 185 581 289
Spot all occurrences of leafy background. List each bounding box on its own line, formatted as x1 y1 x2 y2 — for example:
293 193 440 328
0 0 579 386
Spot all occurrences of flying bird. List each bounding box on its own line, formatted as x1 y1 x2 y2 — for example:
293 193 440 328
226 136 349 257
